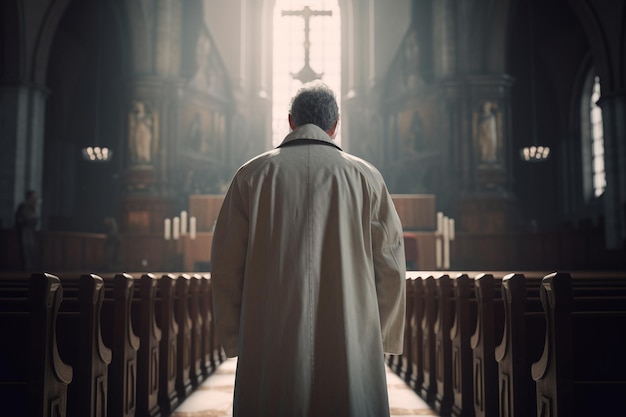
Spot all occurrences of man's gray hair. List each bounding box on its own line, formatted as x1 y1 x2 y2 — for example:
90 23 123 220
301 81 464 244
289 82 339 132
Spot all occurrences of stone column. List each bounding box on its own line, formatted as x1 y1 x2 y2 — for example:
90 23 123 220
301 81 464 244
0 83 48 227
598 90 626 248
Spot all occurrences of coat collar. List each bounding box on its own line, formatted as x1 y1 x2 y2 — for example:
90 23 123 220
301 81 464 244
278 124 342 150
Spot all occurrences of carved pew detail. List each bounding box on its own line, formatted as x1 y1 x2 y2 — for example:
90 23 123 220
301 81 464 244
531 272 626 417
495 273 544 417
409 276 425 391
0 273 73 417
420 275 437 404
199 274 214 377
400 275 415 382
57 274 112 417
434 274 454 415
134 273 161 417
189 274 204 388
102 273 140 417
450 273 475 417
471 273 500 417
156 274 179 416
175 274 193 400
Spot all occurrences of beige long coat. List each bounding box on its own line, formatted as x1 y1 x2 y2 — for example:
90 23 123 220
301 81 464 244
211 124 406 417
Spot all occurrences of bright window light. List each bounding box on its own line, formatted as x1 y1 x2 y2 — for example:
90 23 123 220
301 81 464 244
590 76 606 197
272 0 341 147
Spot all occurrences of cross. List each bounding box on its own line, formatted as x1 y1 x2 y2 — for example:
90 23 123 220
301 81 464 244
282 5 332 83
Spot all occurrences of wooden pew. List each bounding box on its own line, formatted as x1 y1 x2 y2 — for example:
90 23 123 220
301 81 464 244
100 273 140 417
56 274 112 417
156 274 179 416
420 274 438 404
409 275 425 391
0 273 73 417
175 274 193 400
205 274 225 369
495 273 545 417
198 274 217 377
531 272 626 417
450 273 476 417
188 274 204 388
61 271 140 417
434 274 454 415
471 273 502 417
133 273 162 417
399 275 415 382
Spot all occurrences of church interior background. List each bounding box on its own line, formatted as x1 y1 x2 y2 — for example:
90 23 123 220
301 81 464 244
1 0 626 272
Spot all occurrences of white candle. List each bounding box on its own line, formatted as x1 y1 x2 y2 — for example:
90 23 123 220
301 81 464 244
449 218 455 241
436 235 442 269
190 216 196 240
437 211 444 234
164 218 171 240
180 210 188 235
443 217 450 269
173 216 180 240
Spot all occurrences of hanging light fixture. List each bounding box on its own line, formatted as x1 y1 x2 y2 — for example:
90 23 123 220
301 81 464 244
82 0 113 162
519 0 550 162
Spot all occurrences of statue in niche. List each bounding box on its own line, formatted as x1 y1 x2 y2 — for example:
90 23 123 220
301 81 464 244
407 110 424 153
128 101 155 164
404 31 423 90
187 112 203 152
476 101 499 163
189 30 213 91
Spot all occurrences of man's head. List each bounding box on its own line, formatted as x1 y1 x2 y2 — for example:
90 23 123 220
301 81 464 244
288 82 339 137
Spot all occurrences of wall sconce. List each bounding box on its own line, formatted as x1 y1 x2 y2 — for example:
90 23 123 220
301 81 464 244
519 0 550 163
82 0 113 163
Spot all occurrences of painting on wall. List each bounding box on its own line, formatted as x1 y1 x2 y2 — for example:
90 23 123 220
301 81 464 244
384 95 442 194
396 97 438 160
178 93 229 194
186 26 231 101
472 100 504 167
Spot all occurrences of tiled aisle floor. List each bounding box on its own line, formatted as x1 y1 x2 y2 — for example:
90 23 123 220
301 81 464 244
172 358 438 417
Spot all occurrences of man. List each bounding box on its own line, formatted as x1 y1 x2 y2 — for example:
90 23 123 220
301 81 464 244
211 82 406 417
15 189 39 270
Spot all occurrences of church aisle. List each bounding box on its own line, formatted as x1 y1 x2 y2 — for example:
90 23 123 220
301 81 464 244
172 358 438 417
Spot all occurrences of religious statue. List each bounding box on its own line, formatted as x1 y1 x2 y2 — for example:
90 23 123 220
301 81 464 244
128 101 153 164
189 30 212 91
477 101 499 163
408 110 424 153
404 30 423 90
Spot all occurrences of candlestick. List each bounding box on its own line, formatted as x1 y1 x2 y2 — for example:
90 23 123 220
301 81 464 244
443 216 450 269
164 218 171 240
436 237 442 269
449 218 455 240
437 211 444 234
181 210 188 235
173 216 180 240
190 216 196 240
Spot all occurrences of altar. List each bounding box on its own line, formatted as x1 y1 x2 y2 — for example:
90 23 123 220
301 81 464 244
176 194 441 271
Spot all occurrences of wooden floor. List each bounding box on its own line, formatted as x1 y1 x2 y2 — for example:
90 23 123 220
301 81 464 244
172 358 438 417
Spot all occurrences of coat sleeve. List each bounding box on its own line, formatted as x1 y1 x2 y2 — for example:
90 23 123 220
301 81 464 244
211 176 248 357
371 186 406 355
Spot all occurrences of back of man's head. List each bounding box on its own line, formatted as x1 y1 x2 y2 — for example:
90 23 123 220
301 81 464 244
289 82 339 132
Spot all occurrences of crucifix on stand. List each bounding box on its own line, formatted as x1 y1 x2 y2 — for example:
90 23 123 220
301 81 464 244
282 5 332 83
